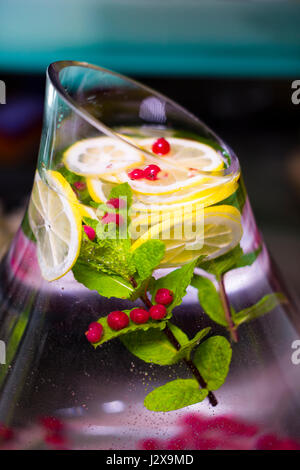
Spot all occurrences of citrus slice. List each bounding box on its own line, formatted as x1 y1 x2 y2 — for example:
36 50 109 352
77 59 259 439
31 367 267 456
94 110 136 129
118 137 225 195
86 178 116 203
77 204 98 220
139 137 224 172
63 136 144 177
28 170 82 281
131 205 242 267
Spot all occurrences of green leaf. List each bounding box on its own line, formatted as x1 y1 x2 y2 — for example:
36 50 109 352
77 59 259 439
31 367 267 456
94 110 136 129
121 327 177 365
234 246 262 270
198 245 261 278
194 336 232 391
121 323 210 365
233 292 287 326
72 260 134 299
150 258 199 312
198 245 243 278
82 217 99 232
144 379 208 412
109 182 133 208
191 275 227 326
59 166 81 185
120 323 187 365
175 327 211 361
93 309 166 347
132 240 165 281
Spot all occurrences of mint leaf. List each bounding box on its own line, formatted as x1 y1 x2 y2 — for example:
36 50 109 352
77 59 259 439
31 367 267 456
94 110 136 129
82 217 99 232
120 323 186 365
194 336 232 391
109 182 132 207
198 245 243 278
132 240 165 281
59 166 80 185
150 259 199 313
198 245 261 278
174 327 211 361
234 246 262 270
121 328 176 365
233 292 287 326
72 260 134 299
121 323 210 365
144 379 208 412
93 309 166 347
191 275 227 326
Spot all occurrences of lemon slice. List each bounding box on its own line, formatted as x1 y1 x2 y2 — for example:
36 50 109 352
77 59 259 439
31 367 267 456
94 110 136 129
118 137 225 195
77 203 98 220
86 178 116 203
63 136 144 177
131 205 242 267
28 170 82 281
139 137 224 172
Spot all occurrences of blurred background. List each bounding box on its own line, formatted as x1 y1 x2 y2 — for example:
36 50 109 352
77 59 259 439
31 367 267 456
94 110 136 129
0 0 300 291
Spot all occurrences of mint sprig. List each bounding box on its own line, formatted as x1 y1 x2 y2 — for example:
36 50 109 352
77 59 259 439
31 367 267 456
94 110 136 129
193 336 232 391
92 309 166 347
144 379 208 412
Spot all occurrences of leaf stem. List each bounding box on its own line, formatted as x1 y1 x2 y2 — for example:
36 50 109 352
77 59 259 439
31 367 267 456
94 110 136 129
218 274 238 343
164 324 218 407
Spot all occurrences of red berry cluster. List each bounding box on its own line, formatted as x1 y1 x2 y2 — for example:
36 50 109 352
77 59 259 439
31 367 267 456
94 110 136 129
128 138 171 181
85 289 173 342
83 197 125 241
39 416 68 450
129 164 161 181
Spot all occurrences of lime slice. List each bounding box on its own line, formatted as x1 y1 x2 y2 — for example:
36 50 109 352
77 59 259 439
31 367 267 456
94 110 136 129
63 136 144 177
28 171 82 281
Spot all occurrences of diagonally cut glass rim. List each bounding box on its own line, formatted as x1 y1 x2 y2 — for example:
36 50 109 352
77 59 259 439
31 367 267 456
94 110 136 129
47 60 240 178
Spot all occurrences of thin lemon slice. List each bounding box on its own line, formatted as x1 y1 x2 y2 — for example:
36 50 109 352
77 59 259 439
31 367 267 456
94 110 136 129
86 178 116 203
63 136 144 177
139 137 224 172
77 204 98 220
131 205 242 267
118 137 225 195
28 170 82 281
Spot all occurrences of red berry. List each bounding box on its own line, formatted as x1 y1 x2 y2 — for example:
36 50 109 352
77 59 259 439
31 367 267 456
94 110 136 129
144 164 161 181
128 168 144 180
73 181 86 191
45 433 68 449
149 304 167 320
152 137 171 156
39 416 64 433
155 288 173 305
106 198 126 209
130 308 150 324
83 225 96 241
107 311 129 330
85 322 103 343
0 423 14 441
101 212 124 226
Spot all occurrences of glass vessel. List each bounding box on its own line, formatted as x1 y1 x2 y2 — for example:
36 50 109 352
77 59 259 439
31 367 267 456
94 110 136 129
0 61 300 450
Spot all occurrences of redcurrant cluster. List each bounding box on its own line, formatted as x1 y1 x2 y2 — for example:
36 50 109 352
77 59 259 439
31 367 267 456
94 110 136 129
128 137 171 181
85 288 173 343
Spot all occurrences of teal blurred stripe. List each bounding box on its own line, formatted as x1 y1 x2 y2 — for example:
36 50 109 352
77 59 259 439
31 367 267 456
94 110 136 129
1 0 300 76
